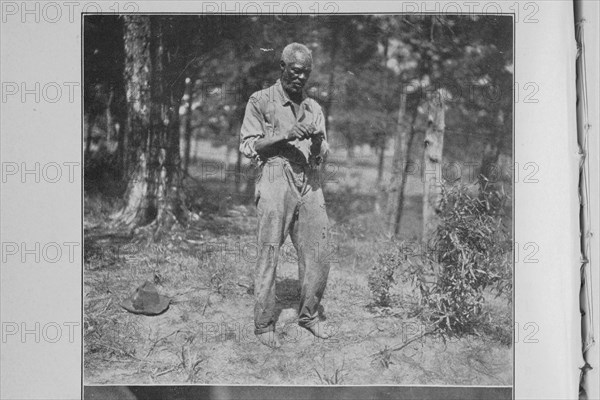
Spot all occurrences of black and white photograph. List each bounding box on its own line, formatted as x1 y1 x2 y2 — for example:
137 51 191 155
83 13 514 388
2 0 599 399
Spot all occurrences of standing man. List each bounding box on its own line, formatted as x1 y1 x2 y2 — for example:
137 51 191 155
240 43 332 348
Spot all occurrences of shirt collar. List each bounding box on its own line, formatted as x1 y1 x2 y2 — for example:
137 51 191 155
275 79 307 105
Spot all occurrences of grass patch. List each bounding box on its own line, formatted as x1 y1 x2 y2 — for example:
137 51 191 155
84 155 512 385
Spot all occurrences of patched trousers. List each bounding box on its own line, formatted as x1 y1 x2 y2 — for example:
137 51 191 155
253 157 331 335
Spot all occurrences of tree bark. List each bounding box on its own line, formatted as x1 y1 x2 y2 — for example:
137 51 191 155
112 16 154 228
112 16 190 240
230 119 242 195
345 138 355 160
479 110 505 193
85 115 94 158
422 90 446 240
392 121 417 236
234 74 248 196
105 87 114 144
374 35 390 214
182 77 193 175
376 142 385 184
323 22 340 134
385 91 408 235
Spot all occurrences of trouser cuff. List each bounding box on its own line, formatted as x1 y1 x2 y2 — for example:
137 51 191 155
298 316 319 329
254 325 275 335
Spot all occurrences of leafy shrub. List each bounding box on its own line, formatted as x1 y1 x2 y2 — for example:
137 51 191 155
199 251 236 296
417 183 512 334
368 247 403 307
369 182 511 336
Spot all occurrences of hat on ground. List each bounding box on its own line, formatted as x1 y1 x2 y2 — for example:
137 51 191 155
121 281 170 316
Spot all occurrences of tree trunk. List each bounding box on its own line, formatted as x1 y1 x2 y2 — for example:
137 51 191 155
346 140 355 161
119 115 129 178
479 110 505 193
230 120 242 195
111 16 154 228
182 77 193 175
105 88 114 144
392 122 417 236
323 23 340 134
479 142 501 189
116 84 128 178
112 16 190 240
243 162 257 203
374 36 390 214
422 90 446 240
234 74 248 196
85 115 94 158
376 143 385 184
385 91 408 235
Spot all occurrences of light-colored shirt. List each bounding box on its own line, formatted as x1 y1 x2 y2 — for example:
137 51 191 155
239 79 329 167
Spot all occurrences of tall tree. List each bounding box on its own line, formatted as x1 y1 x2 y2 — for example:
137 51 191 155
386 91 409 235
83 15 127 172
422 91 446 240
181 77 194 175
377 15 513 236
111 16 191 239
376 16 426 229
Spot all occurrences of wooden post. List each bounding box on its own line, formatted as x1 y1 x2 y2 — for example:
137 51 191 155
422 90 446 240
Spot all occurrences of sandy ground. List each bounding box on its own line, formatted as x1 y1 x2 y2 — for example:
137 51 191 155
84 154 512 386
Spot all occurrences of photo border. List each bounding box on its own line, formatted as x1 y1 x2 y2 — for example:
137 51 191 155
80 9 516 399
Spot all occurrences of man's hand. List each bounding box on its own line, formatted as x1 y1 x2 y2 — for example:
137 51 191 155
285 122 315 141
254 122 314 155
310 129 325 142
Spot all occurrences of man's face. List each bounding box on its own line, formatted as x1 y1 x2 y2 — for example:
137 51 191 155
280 51 312 96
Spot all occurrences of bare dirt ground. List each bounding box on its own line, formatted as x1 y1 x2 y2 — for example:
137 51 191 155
84 155 512 385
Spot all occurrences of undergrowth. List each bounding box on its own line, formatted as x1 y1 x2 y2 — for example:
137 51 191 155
368 182 512 337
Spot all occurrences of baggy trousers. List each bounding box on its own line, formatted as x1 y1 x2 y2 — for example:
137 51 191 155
253 158 331 335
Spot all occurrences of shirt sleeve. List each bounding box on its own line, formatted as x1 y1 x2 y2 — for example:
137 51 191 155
239 95 264 162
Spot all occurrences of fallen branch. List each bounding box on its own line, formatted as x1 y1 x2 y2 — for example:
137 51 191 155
95 342 144 362
370 327 439 357
145 329 181 358
153 366 179 378
101 298 113 314
201 294 211 315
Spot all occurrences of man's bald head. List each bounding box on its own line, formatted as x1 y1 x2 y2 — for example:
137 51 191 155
281 43 313 66
279 43 313 100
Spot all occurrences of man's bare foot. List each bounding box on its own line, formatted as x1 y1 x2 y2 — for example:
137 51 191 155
302 321 332 339
256 331 281 348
